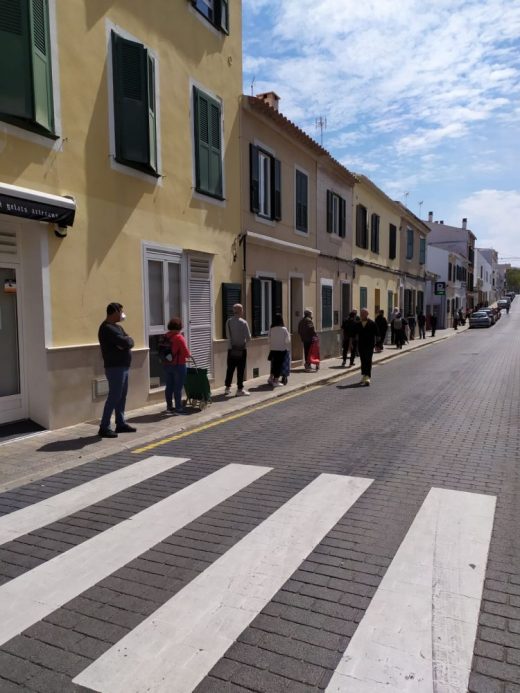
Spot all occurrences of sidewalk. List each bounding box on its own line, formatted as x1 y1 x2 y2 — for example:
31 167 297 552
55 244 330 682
0 324 468 492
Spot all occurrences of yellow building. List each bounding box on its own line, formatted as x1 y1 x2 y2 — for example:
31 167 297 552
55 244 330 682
396 203 430 317
0 0 242 428
352 175 401 319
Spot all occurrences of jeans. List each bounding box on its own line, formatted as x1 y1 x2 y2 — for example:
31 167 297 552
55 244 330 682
164 364 187 411
225 349 247 389
101 367 129 429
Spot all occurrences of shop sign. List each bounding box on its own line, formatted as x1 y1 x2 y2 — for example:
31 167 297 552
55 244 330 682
0 191 75 227
434 281 446 295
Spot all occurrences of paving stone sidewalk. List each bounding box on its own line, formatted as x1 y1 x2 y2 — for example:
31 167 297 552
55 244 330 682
0 324 468 492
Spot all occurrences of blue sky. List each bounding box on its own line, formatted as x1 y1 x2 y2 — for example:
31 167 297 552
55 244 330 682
242 0 520 262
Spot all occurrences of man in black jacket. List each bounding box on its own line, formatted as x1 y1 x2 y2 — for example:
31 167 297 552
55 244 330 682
98 302 136 438
355 309 379 386
341 311 359 367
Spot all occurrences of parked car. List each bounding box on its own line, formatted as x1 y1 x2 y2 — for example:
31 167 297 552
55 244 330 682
469 311 493 328
506 292 515 302
475 307 496 324
497 299 510 310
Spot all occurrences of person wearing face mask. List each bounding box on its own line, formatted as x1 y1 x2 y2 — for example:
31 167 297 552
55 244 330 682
97 302 136 438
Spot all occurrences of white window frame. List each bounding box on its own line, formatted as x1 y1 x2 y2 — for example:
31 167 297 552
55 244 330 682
106 20 163 185
320 278 333 330
256 270 276 336
142 243 184 342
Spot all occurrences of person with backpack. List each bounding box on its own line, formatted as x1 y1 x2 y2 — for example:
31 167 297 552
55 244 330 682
159 317 192 414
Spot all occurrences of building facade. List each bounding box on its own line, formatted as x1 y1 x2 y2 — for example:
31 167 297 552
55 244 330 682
397 204 430 319
426 246 467 327
0 0 242 428
475 249 494 306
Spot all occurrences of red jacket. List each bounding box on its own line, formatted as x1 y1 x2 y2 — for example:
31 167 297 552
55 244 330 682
165 332 191 365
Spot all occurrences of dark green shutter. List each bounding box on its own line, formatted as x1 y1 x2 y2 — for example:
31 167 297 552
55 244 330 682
389 224 396 259
295 170 307 231
0 0 32 121
251 277 262 337
147 55 157 172
339 196 346 238
272 158 281 220
249 144 259 213
194 87 222 197
356 204 364 247
216 0 229 33
272 280 282 320
326 190 333 233
222 283 241 338
112 32 151 169
322 285 332 328
29 0 53 132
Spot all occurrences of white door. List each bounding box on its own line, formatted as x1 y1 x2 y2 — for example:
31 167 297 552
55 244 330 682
0 265 26 424
187 256 213 375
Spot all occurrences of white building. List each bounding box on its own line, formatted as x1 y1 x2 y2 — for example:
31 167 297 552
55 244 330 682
475 249 494 306
426 246 467 328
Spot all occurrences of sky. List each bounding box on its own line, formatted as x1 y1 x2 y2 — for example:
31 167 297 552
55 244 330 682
242 0 520 262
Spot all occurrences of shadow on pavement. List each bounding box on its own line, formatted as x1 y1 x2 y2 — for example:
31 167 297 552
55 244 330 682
37 435 101 452
337 382 366 389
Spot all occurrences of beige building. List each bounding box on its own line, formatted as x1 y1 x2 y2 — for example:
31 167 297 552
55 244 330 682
239 92 355 372
397 204 430 317
352 176 402 320
0 0 242 428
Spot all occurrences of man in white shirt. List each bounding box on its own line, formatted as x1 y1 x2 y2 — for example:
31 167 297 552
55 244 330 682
225 304 252 396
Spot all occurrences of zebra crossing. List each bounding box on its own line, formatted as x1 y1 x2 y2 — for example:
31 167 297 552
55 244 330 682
0 456 496 692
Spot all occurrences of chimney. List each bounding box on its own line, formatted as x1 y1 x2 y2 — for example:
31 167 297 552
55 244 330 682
256 91 281 112
428 211 433 222
462 218 467 229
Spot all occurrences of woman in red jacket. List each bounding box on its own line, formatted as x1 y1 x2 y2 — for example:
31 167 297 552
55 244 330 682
163 317 191 414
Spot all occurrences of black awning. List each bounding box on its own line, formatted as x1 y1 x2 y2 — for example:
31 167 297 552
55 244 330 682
0 182 76 227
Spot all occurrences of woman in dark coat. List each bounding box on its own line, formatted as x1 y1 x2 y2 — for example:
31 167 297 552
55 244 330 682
374 310 388 351
355 309 379 386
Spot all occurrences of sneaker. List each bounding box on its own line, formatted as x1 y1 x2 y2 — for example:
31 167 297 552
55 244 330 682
165 407 175 415
365 378 371 386
267 376 274 386
272 381 282 387
236 389 251 396
304 367 313 373
98 427 118 438
115 423 137 433
224 387 232 396
341 361 346 367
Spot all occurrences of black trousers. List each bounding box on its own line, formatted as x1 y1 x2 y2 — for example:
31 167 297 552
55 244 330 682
225 349 246 389
303 340 313 367
270 350 286 378
342 338 356 364
359 347 374 377
418 325 426 338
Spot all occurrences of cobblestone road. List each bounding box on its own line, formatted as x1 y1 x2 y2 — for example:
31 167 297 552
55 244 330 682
0 307 519 692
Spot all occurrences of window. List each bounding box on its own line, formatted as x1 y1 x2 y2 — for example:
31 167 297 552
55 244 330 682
389 224 397 259
327 191 346 237
194 86 223 198
250 144 281 221
295 170 308 232
448 262 453 281
251 277 282 336
112 31 158 175
191 0 229 33
321 281 333 329
419 237 426 265
417 291 424 313
404 289 412 317
0 0 54 136
355 204 368 248
360 286 368 310
387 290 393 318
406 228 414 259
370 213 380 253
341 282 351 321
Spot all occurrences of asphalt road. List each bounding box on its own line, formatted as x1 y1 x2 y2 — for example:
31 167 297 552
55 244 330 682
0 305 519 692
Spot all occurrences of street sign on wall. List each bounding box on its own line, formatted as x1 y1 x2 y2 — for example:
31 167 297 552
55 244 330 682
434 282 446 295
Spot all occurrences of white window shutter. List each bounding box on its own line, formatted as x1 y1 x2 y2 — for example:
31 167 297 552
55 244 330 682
187 256 213 375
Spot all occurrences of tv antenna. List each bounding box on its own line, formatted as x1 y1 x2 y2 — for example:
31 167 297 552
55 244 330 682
315 116 327 146
418 200 424 217
403 191 409 205
250 76 256 96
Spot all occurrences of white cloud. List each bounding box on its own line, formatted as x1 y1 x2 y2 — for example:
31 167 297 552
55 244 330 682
456 190 520 259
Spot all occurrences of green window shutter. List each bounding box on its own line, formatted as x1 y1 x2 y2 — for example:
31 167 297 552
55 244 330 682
147 55 157 173
29 0 53 132
360 286 367 309
216 0 229 33
271 280 282 320
370 214 380 253
249 144 260 213
389 224 396 259
0 1 33 122
356 204 366 247
326 190 333 233
322 285 332 328
112 32 152 170
194 87 222 197
272 157 281 220
339 196 346 238
251 277 262 337
222 283 241 338
295 171 307 231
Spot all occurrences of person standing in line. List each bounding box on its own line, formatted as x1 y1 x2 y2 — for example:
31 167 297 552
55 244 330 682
374 310 388 352
392 312 404 349
407 312 416 340
162 317 192 414
453 310 458 330
298 309 316 372
417 311 426 339
355 308 379 386
341 310 359 367
389 307 399 345
98 302 136 438
224 303 251 396
267 314 291 387
430 312 438 337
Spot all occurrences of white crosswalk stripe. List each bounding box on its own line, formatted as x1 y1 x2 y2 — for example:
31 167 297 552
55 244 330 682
0 462 271 648
0 455 189 546
72 473 373 693
325 487 496 693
